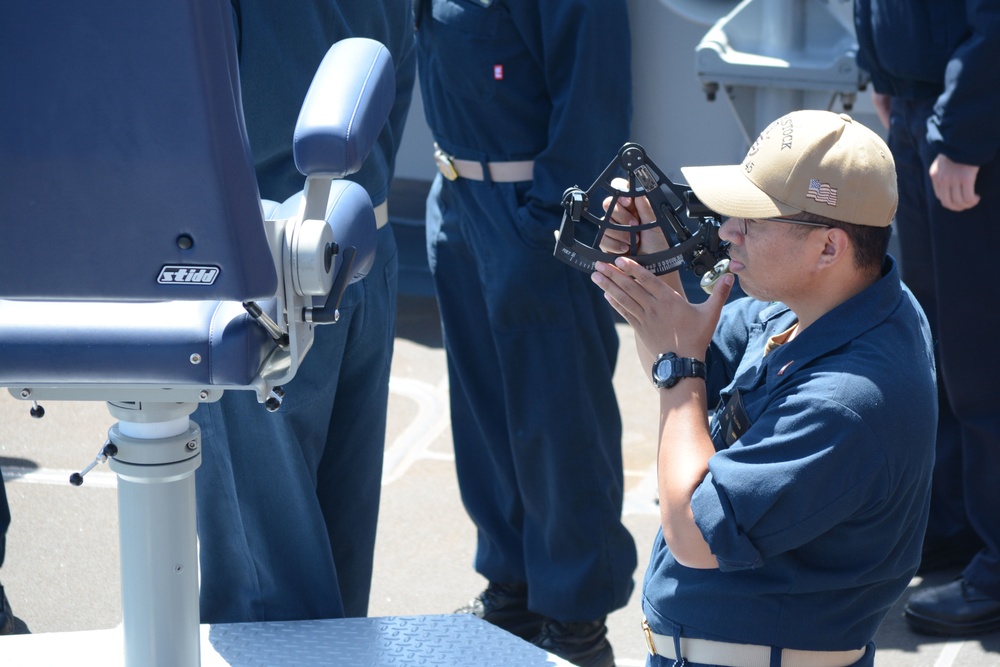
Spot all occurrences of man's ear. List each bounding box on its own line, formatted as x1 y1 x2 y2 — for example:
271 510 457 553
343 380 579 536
817 227 850 267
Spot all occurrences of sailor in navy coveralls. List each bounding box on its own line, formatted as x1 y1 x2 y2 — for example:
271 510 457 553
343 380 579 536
415 1 637 664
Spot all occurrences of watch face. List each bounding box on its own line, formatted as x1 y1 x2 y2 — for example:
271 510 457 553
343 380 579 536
653 352 705 389
653 357 670 382
653 355 678 388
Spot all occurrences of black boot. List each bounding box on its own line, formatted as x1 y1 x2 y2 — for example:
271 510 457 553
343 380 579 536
455 582 545 641
905 578 1000 637
531 617 614 667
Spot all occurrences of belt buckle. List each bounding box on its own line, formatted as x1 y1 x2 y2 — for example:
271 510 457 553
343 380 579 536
433 146 459 181
641 618 657 656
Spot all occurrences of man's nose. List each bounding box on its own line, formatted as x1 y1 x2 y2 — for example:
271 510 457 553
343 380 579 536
718 217 742 243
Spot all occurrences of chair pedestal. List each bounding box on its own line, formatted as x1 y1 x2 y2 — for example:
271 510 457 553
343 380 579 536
107 401 202 667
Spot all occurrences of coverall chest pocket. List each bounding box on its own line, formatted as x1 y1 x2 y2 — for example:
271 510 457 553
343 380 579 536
429 0 520 102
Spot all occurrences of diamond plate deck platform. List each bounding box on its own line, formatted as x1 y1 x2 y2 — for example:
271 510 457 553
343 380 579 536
0 614 572 666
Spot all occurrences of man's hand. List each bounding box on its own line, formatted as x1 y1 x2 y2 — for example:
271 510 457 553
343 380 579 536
597 177 681 294
591 256 733 374
930 153 981 212
599 178 672 256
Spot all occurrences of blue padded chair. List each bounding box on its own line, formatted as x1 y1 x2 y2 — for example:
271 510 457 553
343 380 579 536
0 1 394 664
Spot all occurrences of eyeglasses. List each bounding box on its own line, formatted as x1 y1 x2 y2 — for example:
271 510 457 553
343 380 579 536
732 217 832 235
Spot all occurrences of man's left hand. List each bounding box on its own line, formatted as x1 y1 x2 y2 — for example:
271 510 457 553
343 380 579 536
591 256 733 373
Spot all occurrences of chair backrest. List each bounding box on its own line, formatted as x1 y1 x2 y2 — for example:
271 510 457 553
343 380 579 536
0 0 277 301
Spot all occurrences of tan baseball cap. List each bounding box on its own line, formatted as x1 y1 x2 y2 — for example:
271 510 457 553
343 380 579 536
680 110 897 227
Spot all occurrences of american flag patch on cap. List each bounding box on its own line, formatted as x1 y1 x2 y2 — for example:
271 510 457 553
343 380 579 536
806 179 838 206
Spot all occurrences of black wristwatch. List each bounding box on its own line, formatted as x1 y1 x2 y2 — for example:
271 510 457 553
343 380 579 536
651 352 706 389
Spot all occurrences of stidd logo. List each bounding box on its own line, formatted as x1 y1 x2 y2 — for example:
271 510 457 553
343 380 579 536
158 265 220 285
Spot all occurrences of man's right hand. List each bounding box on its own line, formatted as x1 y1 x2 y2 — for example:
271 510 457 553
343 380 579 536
598 177 671 256
930 153 981 212
597 177 680 292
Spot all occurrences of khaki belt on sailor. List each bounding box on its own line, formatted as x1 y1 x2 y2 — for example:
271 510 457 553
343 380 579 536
374 201 388 229
642 619 865 667
433 143 533 182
